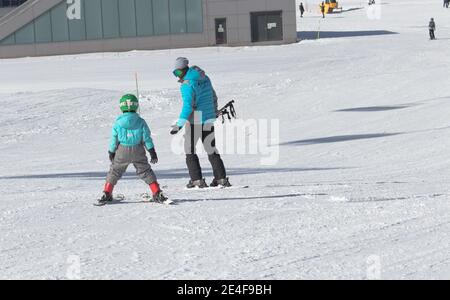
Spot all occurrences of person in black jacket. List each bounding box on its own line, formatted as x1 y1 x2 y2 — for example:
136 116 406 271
299 3 305 18
429 18 436 40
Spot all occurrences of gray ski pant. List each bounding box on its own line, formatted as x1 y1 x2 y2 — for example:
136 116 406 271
106 145 157 186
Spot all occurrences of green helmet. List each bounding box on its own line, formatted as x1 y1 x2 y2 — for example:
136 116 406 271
119 94 139 112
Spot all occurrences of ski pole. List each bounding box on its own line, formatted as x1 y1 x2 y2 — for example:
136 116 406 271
135 72 141 114
317 19 321 39
135 72 140 99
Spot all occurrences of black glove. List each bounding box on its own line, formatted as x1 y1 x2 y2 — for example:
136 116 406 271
170 125 182 135
108 151 115 163
148 148 158 164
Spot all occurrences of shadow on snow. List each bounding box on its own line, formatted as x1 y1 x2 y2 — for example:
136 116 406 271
281 133 402 146
0 167 349 181
106 192 329 205
298 30 398 40
335 105 411 112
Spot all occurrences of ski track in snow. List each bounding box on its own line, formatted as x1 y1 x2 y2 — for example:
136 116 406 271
1 0 450 279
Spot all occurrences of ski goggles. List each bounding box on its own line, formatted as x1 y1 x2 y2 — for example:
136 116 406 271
173 68 186 78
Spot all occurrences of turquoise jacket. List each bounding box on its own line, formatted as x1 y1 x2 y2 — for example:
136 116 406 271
177 66 218 127
109 112 154 153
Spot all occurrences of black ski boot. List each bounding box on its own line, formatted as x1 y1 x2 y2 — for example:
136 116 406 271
186 179 209 189
98 192 113 205
153 191 169 204
210 178 232 188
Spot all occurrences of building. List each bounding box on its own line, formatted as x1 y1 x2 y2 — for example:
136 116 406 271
0 1 27 18
0 0 297 59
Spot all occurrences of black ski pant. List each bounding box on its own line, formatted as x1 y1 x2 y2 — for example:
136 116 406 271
430 30 435 40
184 123 226 182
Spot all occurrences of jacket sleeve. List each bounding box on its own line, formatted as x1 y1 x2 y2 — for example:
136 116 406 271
177 83 195 128
142 120 155 150
109 123 119 153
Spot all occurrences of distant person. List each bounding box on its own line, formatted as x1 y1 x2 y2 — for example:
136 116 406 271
320 2 325 18
299 3 305 18
429 18 436 40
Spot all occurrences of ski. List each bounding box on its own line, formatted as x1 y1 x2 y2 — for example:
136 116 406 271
184 185 250 191
93 194 126 207
140 193 174 205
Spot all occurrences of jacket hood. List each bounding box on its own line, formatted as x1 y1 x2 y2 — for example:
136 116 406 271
184 66 207 82
116 113 141 130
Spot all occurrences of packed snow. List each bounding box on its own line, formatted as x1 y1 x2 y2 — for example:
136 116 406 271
0 0 449 279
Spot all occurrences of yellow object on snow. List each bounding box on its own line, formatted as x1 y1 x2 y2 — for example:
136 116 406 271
321 0 341 14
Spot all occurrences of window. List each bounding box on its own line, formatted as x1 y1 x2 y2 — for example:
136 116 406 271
152 0 170 35
251 11 283 43
170 0 187 34
0 34 15 45
51 1 69 42
135 0 154 36
0 0 204 45
186 0 203 33
34 12 51 43
14 22 34 44
68 0 87 41
102 0 120 39
118 0 137 37
0 0 27 8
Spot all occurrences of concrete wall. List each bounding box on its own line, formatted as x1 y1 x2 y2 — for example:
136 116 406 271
205 0 297 46
0 7 15 18
0 0 62 41
0 0 297 59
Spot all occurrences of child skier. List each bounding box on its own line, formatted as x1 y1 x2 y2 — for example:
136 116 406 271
99 94 167 205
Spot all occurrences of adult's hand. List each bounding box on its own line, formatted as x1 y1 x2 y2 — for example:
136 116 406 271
170 125 182 135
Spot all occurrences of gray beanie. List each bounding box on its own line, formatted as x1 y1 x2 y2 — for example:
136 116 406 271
174 57 189 70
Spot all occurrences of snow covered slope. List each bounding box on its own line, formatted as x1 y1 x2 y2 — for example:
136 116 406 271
0 0 449 279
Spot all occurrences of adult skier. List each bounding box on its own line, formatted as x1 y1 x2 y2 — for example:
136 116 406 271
171 57 231 189
429 18 436 40
99 94 167 205
299 3 305 18
320 2 326 18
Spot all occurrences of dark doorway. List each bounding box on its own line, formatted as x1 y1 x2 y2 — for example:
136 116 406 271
215 18 227 45
251 11 283 42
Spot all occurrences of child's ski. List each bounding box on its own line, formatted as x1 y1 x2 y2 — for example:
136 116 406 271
184 185 250 191
141 193 174 205
93 194 126 207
